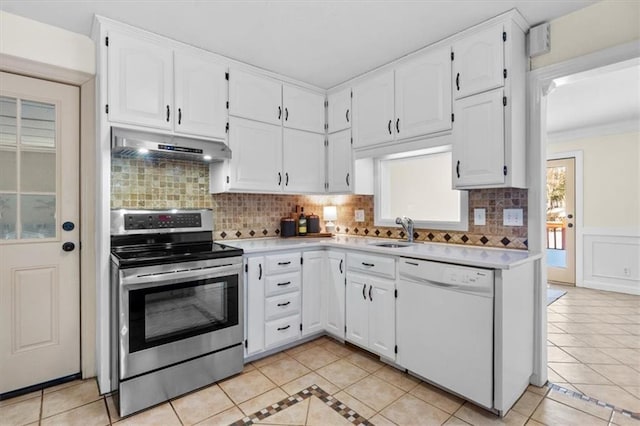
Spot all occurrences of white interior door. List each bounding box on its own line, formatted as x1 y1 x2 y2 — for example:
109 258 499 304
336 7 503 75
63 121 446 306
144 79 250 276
0 72 80 394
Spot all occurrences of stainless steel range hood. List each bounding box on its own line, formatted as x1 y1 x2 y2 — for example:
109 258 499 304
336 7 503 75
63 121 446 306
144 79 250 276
111 127 231 161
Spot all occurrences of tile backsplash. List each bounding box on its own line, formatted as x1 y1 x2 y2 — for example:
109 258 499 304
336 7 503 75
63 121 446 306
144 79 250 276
112 157 527 249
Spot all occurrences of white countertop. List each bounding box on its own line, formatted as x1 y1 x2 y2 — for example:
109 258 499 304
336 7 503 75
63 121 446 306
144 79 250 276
217 235 541 269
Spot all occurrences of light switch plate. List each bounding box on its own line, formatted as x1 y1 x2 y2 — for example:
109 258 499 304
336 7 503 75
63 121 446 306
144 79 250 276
503 208 523 226
474 208 486 226
354 209 365 222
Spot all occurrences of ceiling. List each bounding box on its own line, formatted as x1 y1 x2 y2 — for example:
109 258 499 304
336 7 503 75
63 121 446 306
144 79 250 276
0 0 597 89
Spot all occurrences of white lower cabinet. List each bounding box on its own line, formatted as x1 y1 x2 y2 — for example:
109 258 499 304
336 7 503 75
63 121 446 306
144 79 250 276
245 256 265 355
324 251 346 339
302 251 324 336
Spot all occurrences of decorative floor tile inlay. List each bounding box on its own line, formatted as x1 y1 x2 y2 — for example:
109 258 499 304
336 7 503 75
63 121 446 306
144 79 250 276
547 382 640 420
230 384 373 426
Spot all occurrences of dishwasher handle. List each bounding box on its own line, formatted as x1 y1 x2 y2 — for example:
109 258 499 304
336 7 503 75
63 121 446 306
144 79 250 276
400 273 493 297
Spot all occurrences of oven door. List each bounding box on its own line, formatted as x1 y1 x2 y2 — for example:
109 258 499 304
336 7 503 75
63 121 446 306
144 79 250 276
118 257 243 380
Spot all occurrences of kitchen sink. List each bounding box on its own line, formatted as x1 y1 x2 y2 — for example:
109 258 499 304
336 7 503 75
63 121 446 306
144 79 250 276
370 242 414 248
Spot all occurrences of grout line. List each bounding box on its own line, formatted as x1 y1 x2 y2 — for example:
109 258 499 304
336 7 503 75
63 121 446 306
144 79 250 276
547 382 640 420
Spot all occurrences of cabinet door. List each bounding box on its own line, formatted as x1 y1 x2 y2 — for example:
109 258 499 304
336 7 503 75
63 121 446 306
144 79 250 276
283 85 325 133
327 129 352 193
453 88 505 188
453 24 504 99
368 277 396 359
229 68 282 125
327 88 351 133
324 251 345 339
228 116 282 192
174 51 227 139
107 31 173 129
302 251 324 337
395 47 452 139
246 256 265 355
352 71 394 148
282 128 325 193
345 274 369 348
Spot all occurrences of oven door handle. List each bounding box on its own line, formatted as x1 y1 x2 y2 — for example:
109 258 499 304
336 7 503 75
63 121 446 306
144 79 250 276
120 263 241 288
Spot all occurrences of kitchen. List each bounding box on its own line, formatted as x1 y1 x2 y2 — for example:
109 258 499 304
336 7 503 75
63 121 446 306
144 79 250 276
1 1 639 425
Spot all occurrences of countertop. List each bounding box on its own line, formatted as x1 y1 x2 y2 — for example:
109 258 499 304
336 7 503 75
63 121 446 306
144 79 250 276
217 235 541 270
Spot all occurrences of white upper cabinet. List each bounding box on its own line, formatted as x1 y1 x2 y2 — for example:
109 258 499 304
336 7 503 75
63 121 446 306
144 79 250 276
327 129 352 193
108 31 173 130
174 51 227 139
352 71 395 149
229 68 282 126
327 88 352 133
282 128 325 193
282 85 325 133
453 24 505 99
395 47 452 139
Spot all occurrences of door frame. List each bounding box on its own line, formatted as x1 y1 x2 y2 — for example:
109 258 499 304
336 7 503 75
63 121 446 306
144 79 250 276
527 40 640 387
546 151 583 287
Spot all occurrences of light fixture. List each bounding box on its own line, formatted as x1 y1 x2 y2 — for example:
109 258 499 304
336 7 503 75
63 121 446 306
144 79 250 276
203 155 212 161
138 148 149 154
323 205 337 233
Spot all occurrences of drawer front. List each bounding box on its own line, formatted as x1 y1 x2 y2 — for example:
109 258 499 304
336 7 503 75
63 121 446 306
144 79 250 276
265 291 301 321
265 271 301 296
265 314 300 348
265 252 301 275
347 252 396 279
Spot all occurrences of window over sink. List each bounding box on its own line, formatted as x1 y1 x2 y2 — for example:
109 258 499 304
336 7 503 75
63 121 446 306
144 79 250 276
374 146 468 231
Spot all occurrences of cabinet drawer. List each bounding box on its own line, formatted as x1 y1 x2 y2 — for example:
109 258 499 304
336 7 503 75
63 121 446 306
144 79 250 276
347 252 396 279
265 253 301 275
265 272 301 296
265 314 300 348
265 291 301 321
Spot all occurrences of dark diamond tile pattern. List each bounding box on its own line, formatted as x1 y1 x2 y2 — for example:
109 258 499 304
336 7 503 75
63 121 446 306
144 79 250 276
364 229 369 235
262 229 268 235
427 233 435 240
524 239 528 247
374 229 380 236
399 231 405 238
501 237 511 246
249 230 255 237
480 236 489 244
235 231 242 238
461 235 469 243
345 228 349 233
275 229 280 235
354 228 359 234
220 231 227 239
386 230 392 237
444 233 451 242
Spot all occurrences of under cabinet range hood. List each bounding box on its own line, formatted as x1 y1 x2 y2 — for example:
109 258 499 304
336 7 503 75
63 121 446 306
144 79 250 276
111 127 231 162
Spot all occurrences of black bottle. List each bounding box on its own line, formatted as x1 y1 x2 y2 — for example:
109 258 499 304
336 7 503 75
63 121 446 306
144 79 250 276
298 208 307 236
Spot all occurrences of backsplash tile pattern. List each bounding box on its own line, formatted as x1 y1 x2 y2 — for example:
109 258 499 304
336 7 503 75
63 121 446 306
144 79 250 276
111 157 528 249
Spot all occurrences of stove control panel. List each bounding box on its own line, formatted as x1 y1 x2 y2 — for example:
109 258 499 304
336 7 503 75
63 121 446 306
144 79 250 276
124 213 202 230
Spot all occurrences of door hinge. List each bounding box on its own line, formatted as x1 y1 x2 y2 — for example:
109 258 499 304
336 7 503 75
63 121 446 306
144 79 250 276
503 165 508 176
226 101 229 109
394 345 398 354
503 69 507 79
300 323 303 331
325 138 328 147
245 264 248 273
105 36 109 46
344 325 347 332
325 182 329 190
451 113 454 122
226 122 229 133
344 277 347 286
225 72 229 80
503 96 507 107
503 31 507 42
395 289 398 298
300 257 303 265
450 51 454 61
324 99 328 108
226 176 230 184
105 104 109 114
244 339 248 348
350 90 353 98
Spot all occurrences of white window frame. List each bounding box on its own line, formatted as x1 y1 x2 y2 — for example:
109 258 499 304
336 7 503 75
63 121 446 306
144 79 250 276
374 145 468 231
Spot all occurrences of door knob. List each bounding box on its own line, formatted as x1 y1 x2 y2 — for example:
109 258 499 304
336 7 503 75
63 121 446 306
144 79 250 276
567 223 573 228
62 221 75 231
567 214 573 219
62 242 75 252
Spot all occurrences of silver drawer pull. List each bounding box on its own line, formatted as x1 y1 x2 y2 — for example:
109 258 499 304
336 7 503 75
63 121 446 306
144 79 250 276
277 301 291 307
277 281 291 286
277 325 291 331
278 261 291 266
362 262 375 267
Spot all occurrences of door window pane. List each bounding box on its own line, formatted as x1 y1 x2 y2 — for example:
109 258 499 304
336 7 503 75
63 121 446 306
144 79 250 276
546 164 567 267
0 194 17 240
0 96 17 146
20 151 56 192
20 195 55 239
21 100 55 148
0 150 16 191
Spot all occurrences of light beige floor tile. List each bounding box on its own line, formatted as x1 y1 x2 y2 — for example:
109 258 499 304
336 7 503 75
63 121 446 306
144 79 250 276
509 391 545 418
587 364 640 387
547 324 566 333
344 351 384 373
598 348 640 368
171 384 234 425
195 406 245 425
320 340 356 358
573 334 627 348
243 363 257 372
332 390 376 420
623 386 640 399
279 372 340 396
306 396 352 426
547 346 579 363
43 379 84 394
0 395 41 426
547 313 569 322
608 334 640 348
258 357 311 386
526 385 549 397
530 398 608 425
610 411 640 426
344 375 405 411
106 395 121 423
42 379 102 418
524 420 545 426
0 390 41 408
116 403 182 426
547 363 612 385
284 341 321 356
238 387 288 416
252 352 293 369
560 347 621 364
218 370 277 404
575 384 640 412
552 382 581 393
409 381 465 414
547 333 588 347
547 366 566 383
454 402 527 425
291 347 339 370
369 413 398 425
380 393 450 425
374 366 420 392
255 397 310 425
41 399 109 426
545 387 613 420
316 359 369 389
444 416 472 425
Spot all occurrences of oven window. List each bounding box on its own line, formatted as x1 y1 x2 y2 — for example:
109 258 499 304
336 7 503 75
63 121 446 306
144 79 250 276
128 274 238 353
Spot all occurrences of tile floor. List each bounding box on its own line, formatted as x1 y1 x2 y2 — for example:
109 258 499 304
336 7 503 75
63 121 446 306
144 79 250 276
2 285 639 425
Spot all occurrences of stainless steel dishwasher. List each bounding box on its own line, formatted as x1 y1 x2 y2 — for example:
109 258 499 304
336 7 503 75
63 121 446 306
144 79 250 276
397 257 494 409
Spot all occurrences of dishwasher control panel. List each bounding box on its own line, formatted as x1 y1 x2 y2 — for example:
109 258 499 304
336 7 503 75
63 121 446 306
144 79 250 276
442 267 492 287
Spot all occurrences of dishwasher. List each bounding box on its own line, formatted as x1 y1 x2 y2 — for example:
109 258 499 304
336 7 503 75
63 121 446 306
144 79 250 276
397 258 494 409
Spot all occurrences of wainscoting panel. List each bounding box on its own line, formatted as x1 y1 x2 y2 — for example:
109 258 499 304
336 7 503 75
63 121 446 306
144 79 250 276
583 228 639 295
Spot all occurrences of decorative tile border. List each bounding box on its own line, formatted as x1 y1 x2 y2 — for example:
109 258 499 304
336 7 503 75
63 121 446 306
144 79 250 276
547 382 640 420
230 384 372 426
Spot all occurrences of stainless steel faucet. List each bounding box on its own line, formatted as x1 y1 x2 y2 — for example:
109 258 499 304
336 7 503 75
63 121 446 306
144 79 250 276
395 216 414 242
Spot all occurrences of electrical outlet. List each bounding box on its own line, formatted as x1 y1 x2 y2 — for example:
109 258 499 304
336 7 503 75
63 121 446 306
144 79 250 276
354 209 365 222
503 208 523 226
474 208 486 226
